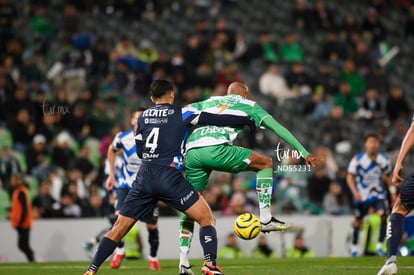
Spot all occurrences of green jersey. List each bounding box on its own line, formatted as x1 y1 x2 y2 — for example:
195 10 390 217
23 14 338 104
186 94 309 158
186 94 270 150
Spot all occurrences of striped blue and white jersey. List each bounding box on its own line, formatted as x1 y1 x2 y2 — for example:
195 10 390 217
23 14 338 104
112 130 142 189
347 152 391 202
103 156 123 184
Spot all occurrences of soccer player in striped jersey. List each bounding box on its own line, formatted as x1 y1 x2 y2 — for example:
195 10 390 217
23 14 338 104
105 108 161 270
378 115 414 275
84 79 255 275
178 81 320 274
347 134 391 257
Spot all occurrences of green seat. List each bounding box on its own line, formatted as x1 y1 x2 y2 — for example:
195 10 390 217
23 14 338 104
25 176 39 201
0 189 10 220
83 137 102 168
13 150 27 174
0 127 13 149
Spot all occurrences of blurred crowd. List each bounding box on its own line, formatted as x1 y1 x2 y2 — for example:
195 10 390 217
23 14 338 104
1 0 414 220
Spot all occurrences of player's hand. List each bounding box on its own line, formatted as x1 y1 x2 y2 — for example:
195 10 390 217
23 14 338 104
305 155 323 167
105 175 115 191
392 163 404 186
353 192 362 202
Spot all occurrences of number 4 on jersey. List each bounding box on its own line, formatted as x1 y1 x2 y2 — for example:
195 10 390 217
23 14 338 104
146 127 159 153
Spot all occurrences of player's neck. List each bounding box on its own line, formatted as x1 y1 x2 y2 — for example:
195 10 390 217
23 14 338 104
152 91 174 105
154 100 172 105
367 152 377 159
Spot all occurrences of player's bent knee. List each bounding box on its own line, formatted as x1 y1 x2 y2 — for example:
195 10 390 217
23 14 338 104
249 152 272 170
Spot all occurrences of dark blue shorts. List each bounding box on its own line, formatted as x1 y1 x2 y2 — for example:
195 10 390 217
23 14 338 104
114 188 130 211
120 166 199 222
400 174 414 209
354 199 387 220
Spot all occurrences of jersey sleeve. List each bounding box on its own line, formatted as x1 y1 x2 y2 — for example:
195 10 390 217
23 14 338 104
181 106 202 126
134 115 144 158
347 156 357 175
249 103 273 126
111 132 122 151
261 115 310 158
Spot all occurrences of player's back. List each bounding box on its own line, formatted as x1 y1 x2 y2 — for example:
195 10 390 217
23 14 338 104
136 104 189 169
186 94 269 150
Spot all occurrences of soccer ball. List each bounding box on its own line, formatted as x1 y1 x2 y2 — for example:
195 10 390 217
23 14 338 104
233 213 261 240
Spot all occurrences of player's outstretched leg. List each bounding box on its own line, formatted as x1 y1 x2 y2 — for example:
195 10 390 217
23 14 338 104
256 167 293 233
179 213 195 275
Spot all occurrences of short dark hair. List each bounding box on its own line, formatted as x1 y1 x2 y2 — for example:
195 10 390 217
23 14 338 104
365 133 379 141
150 79 174 98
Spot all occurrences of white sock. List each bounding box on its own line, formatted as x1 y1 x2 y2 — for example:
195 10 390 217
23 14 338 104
351 244 358 254
115 247 125 255
179 252 190 267
149 256 158 261
259 208 272 224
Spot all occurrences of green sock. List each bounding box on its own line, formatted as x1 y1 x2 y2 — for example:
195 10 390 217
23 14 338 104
256 168 273 223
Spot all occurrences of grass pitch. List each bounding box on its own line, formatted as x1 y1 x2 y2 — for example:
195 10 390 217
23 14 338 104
0 257 413 275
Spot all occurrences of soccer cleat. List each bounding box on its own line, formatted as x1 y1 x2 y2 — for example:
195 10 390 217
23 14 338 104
149 258 161 270
377 262 397 275
201 262 223 275
110 253 125 269
260 217 293 233
179 264 195 275
83 270 96 275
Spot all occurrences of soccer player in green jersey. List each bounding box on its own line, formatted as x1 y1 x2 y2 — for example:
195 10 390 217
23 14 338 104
178 81 320 274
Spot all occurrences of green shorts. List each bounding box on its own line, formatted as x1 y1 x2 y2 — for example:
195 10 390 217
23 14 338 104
184 144 252 191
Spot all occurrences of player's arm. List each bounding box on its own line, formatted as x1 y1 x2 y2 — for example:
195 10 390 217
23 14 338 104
392 120 414 185
135 117 144 159
198 112 254 129
346 157 361 202
260 116 322 166
106 134 121 191
261 116 309 157
182 107 255 130
346 173 361 202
